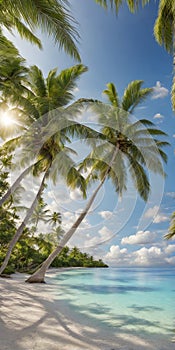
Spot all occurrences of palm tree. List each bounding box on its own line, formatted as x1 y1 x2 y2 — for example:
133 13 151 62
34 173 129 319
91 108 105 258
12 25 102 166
46 211 62 227
154 0 175 109
96 1 175 110
0 0 80 60
26 80 168 283
29 198 51 229
0 64 94 275
0 63 90 207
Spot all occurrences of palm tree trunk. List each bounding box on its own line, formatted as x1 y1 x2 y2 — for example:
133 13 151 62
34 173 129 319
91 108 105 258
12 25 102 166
0 164 34 207
26 144 119 283
0 170 48 275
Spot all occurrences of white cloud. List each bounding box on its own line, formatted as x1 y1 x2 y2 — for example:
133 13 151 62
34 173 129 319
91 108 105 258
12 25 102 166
121 230 156 245
144 205 169 224
105 245 128 265
73 87 79 94
153 113 164 119
104 244 175 267
133 246 163 266
98 226 112 239
166 192 175 198
99 211 112 220
144 205 159 218
164 245 175 254
152 81 169 99
166 256 175 264
153 214 169 224
79 226 113 249
70 188 84 201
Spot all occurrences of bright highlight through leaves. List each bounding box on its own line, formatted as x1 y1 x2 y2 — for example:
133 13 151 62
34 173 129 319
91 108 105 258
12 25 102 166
1 112 15 127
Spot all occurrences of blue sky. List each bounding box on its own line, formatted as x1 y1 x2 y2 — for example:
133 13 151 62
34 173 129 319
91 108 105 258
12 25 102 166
5 0 175 267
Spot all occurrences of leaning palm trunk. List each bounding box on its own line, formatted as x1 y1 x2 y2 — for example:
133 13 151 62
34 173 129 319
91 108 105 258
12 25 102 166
26 145 119 283
0 163 34 207
0 170 48 275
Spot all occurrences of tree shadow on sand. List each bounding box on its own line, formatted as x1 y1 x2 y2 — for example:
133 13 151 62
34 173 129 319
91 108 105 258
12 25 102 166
0 275 174 350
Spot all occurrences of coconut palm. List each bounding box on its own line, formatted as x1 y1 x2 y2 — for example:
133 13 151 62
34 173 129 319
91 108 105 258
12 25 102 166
0 29 19 58
0 63 89 206
0 0 80 60
26 80 168 283
29 198 51 229
154 0 175 109
96 1 175 110
0 64 101 275
47 212 62 227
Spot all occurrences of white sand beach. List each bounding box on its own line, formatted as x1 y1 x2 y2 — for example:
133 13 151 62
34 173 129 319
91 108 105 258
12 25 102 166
0 272 174 350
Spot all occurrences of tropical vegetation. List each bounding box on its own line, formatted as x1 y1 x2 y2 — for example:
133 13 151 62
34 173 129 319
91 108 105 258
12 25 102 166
26 80 168 283
96 0 175 109
0 0 174 281
0 0 80 60
0 56 100 274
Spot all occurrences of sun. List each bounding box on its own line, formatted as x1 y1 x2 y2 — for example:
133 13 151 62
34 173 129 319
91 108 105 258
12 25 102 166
0 112 15 127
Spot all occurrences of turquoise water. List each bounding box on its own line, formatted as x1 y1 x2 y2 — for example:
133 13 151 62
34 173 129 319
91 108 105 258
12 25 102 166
50 268 175 341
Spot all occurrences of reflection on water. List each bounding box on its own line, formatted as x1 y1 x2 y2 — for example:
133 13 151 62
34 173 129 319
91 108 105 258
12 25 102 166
50 267 175 338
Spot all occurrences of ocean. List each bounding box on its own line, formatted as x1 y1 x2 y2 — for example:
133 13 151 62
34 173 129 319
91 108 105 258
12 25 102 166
49 267 175 348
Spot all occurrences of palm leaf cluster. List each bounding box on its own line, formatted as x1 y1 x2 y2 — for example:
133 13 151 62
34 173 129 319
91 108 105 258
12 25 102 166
95 0 149 14
80 81 168 201
0 0 80 60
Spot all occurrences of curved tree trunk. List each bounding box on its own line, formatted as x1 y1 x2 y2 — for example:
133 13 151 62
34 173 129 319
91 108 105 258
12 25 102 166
0 164 34 207
0 170 48 275
26 144 119 283
26 179 105 283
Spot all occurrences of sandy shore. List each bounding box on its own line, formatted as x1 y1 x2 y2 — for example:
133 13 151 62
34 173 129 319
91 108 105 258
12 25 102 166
0 271 174 350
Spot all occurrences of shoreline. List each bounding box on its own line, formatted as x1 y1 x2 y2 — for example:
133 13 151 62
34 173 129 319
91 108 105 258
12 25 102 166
0 271 174 350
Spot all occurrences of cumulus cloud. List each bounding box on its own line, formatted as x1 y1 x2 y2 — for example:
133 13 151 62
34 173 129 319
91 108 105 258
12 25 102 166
144 205 159 218
133 246 162 266
144 205 169 224
152 81 169 99
70 188 84 201
121 230 156 245
153 214 169 224
104 244 175 267
99 211 112 220
164 245 175 254
105 245 128 265
79 226 113 249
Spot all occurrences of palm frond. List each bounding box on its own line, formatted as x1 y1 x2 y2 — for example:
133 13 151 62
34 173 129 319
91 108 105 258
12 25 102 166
95 0 150 14
154 0 173 53
121 80 152 112
1 0 81 60
165 212 175 240
127 155 150 201
103 82 120 107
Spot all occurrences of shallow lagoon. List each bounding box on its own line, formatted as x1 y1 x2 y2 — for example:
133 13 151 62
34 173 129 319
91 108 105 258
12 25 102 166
49 267 175 345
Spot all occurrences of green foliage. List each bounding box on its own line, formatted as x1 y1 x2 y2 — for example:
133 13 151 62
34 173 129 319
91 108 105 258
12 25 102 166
95 0 150 14
165 211 175 240
51 246 108 268
0 0 81 60
82 81 168 201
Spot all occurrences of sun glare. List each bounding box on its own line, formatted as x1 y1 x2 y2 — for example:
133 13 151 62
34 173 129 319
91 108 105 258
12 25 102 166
0 112 15 127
